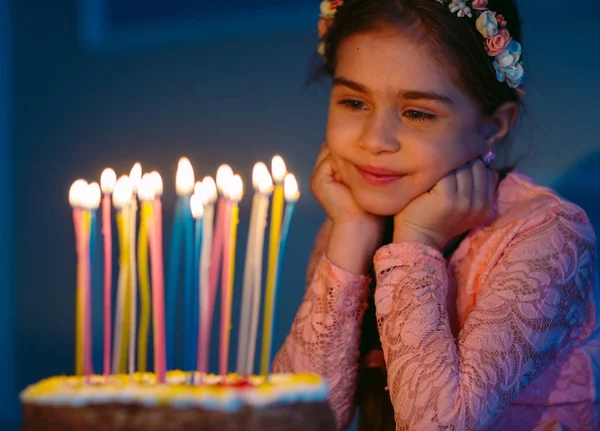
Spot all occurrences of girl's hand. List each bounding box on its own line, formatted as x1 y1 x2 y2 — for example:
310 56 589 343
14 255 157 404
311 143 385 274
393 159 499 250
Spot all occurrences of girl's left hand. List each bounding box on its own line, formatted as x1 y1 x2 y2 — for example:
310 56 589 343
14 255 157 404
393 159 499 250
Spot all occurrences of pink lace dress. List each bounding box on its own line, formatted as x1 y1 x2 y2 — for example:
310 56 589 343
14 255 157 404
273 172 600 430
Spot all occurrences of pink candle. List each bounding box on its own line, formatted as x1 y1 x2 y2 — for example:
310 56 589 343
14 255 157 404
100 168 116 381
200 197 225 374
200 165 233 376
72 207 84 376
81 211 93 380
219 198 233 376
150 171 166 382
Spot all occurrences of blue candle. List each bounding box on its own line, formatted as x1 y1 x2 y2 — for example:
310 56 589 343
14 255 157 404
89 208 97 371
166 197 183 370
182 195 194 372
271 199 296 361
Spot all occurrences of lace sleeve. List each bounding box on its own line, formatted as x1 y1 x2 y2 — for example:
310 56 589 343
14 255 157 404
272 220 371 430
373 205 596 430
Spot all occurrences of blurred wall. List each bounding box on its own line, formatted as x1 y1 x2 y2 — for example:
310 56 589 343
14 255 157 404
8 0 600 428
0 0 16 426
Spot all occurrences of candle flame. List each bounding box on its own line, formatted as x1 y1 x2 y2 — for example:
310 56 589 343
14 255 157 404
69 179 88 208
176 157 195 195
138 173 156 201
100 168 117 194
230 174 244 202
216 164 234 193
129 162 142 192
150 171 163 197
253 162 273 194
271 155 287 183
284 173 300 202
201 176 218 204
113 175 133 209
83 182 102 210
190 193 205 219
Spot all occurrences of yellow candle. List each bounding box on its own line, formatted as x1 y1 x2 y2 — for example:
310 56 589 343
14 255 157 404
111 176 133 374
137 200 152 372
261 156 287 375
226 185 241 348
69 179 88 377
137 173 155 373
118 209 130 373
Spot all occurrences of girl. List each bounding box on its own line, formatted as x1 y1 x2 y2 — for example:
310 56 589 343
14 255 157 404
272 0 599 430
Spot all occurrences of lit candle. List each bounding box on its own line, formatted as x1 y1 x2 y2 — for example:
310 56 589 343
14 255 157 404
201 165 233 375
137 173 154 373
100 168 116 381
128 163 142 379
261 155 287 375
112 175 133 374
69 179 88 376
149 171 166 382
237 163 272 375
167 157 194 370
220 174 243 376
270 174 300 349
197 176 217 378
83 182 101 379
246 165 273 376
189 190 204 377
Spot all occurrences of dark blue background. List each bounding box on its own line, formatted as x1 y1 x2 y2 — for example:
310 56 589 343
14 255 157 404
1 1 599 429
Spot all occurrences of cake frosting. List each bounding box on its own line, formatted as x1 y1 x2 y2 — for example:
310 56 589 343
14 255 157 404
20 371 336 431
20 371 329 411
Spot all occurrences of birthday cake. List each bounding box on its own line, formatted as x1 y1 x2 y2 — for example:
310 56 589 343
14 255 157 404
19 157 327 430
20 371 335 431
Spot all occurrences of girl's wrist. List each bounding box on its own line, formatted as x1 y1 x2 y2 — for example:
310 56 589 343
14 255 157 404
392 225 441 250
327 219 383 275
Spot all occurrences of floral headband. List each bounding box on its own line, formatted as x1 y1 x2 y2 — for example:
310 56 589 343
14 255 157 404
317 0 525 93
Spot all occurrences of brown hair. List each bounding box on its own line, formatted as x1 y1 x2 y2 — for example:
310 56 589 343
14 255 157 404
313 0 527 171
312 1 526 428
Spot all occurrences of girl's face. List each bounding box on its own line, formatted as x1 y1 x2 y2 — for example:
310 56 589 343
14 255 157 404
327 30 492 216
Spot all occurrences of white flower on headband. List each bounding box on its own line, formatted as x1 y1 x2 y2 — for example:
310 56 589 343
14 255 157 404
476 11 498 38
493 40 524 88
449 0 472 18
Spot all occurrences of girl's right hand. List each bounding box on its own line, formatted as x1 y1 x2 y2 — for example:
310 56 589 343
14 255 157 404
311 143 385 274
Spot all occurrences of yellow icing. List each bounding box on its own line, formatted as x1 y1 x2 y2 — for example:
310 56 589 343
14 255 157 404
20 371 328 409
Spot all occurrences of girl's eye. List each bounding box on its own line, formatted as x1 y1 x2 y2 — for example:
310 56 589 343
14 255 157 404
339 99 369 111
404 110 438 122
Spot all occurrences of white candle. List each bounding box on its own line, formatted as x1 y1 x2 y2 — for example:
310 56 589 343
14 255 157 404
246 165 273 375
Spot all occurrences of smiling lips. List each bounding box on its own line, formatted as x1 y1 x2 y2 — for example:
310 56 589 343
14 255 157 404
355 165 405 185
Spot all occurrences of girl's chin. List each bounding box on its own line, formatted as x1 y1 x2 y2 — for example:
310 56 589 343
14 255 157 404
354 194 408 217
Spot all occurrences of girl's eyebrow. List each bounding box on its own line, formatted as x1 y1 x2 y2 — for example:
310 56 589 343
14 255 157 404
333 76 454 105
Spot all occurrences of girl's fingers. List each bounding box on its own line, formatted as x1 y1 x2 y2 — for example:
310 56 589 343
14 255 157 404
471 159 489 209
454 162 474 208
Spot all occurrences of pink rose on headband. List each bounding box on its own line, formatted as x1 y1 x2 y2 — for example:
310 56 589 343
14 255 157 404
471 0 488 10
486 29 511 56
476 11 498 38
330 0 343 8
495 13 507 28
